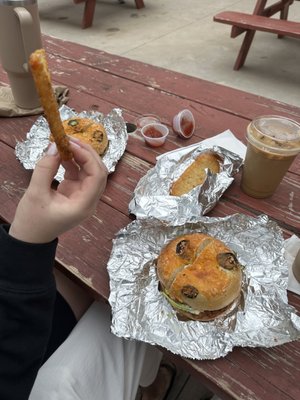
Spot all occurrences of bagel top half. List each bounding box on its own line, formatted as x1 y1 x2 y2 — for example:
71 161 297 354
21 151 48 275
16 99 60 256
156 233 242 320
62 117 108 156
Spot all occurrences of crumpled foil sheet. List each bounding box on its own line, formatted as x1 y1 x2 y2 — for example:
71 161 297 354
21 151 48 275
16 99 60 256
128 144 243 222
108 214 300 360
15 105 128 180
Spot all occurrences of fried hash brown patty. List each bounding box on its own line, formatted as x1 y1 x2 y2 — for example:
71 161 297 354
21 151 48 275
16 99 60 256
62 118 108 156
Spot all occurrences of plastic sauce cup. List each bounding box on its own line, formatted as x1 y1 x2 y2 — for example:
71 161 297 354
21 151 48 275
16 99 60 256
241 115 300 198
173 109 195 139
141 123 169 147
136 114 161 129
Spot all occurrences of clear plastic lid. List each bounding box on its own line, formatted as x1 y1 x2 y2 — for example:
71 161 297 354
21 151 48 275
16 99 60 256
136 114 160 129
247 115 300 155
0 0 37 5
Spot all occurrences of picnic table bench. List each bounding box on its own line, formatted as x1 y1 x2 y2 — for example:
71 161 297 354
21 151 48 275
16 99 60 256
214 0 300 69
73 0 145 29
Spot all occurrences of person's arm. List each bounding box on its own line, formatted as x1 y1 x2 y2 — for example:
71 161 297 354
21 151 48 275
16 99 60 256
0 225 57 400
0 139 107 400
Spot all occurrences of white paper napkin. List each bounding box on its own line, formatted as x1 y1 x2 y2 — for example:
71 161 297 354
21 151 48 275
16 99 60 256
157 129 247 161
285 235 300 295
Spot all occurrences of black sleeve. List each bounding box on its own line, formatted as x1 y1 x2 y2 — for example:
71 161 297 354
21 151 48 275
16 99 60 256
0 224 57 400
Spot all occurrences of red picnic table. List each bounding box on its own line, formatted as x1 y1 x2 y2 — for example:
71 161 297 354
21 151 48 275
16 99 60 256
0 35 299 400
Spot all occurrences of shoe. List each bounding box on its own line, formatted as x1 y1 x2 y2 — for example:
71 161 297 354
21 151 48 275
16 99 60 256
136 360 176 400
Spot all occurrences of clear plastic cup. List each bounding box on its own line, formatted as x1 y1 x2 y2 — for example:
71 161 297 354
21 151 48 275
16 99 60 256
292 248 300 283
141 123 169 147
173 109 195 139
136 114 161 129
241 115 300 198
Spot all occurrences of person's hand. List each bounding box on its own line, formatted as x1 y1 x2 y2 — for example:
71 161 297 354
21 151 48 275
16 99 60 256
9 138 108 243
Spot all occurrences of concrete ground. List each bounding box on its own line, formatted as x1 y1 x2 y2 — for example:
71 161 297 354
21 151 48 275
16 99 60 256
38 0 300 107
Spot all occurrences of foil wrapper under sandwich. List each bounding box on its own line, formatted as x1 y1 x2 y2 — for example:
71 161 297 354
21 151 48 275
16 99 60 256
15 105 128 180
107 214 300 360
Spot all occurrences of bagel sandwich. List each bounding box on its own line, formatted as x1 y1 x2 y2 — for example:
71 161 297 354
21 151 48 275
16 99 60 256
156 233 242 321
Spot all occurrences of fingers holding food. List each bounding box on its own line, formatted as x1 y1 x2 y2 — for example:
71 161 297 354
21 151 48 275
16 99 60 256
29 48 73 160
62 118 108 156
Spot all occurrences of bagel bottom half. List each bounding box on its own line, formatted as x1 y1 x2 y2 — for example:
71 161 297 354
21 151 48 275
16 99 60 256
156 233 242 321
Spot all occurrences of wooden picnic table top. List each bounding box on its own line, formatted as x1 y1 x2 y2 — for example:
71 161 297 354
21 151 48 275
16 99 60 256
0 35 299 400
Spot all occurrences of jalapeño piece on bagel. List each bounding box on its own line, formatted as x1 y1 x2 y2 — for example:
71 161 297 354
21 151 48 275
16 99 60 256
156 233 242 321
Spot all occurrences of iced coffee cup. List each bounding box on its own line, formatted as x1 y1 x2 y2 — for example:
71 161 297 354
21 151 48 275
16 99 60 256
0 0 42 109
241 115 300 198
292 248 300 284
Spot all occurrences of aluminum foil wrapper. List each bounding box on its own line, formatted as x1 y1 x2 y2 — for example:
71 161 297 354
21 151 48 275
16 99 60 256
108 214 300 360
15 105 128 180
128 144 243 222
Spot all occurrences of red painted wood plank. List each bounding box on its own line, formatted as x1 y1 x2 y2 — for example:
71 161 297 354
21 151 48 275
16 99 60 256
0 142 129 296
3 51 298 180
1 130 300 400
214 11 300 38
0 143 31 221
55 201 130 299
41 53 300 175
168 339 300 400
1 61 251 159
228 345 300 399
1 105 299 233
2 133 298 299
1 35 300 400
224 172 300 234
1 50 299 176
1 40 299 262
43 35 300 121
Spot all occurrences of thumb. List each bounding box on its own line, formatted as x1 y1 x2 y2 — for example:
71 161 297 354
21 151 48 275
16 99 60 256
29 143 61 192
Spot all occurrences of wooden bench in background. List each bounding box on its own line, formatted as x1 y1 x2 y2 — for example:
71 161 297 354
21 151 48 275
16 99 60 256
73 0 145 29
213 0 300 69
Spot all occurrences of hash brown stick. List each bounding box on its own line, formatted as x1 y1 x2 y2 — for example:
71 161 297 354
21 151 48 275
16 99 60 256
29 49 73 160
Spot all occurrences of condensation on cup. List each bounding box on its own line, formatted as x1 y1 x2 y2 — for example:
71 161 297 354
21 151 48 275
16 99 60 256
241 115 300 198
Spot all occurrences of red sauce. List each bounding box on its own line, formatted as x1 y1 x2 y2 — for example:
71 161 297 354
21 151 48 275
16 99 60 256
144 127 163 138
181 117 194 137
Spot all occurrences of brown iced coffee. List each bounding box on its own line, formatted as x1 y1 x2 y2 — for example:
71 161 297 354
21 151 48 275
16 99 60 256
241 116 300 198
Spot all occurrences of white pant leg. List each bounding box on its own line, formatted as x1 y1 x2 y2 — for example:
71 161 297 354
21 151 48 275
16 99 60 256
29 301 160 400
138 345 162 387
